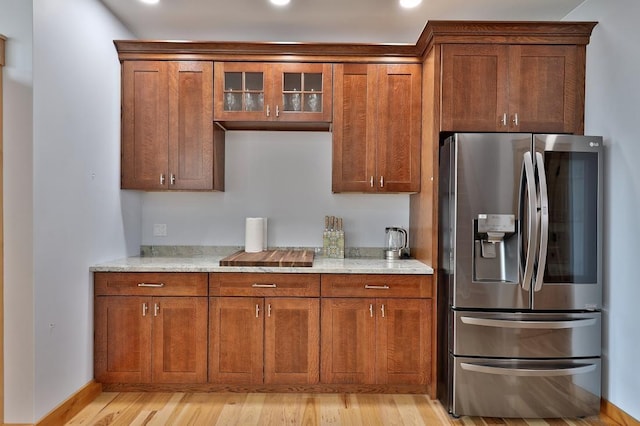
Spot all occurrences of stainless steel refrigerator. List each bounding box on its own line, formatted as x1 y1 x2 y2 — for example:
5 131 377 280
438 133 603 418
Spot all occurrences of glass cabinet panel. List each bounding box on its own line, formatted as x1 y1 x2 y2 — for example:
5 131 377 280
282 72 324 113
215 62 332 123
222 71 264 112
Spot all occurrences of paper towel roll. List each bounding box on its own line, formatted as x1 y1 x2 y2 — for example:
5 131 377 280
262 217 268 250
245 217 264 253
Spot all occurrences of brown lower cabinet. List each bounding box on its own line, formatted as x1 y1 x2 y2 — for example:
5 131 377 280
94 272 432 391
94 272 209 384
208 273 321 385
208 296 320 385
321 298 431 385
320 274 433 386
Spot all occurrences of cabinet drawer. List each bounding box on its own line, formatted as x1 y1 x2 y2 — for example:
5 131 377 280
209 273 320 297
321 274 432 298
94 272 208 296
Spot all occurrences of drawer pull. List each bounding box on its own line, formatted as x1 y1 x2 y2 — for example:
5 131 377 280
252 283 277 288
364 284 390 290
137 282 165 288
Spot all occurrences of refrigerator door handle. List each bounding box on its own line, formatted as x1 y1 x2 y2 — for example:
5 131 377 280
460 362 597 377
460 316 597 329
520 151 537 291
534 152 550 292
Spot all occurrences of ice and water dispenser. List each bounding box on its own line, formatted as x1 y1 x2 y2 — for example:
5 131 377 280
473 214 518 282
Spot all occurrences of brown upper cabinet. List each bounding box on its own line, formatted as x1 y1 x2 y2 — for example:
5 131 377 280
214 62 332 130
441 43 582 134
121 61 224 191
333 63 421 193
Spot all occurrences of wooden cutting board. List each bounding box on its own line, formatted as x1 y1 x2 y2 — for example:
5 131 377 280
219 249 314 267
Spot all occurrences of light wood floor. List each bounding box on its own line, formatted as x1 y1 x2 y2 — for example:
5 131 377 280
65 392 617 425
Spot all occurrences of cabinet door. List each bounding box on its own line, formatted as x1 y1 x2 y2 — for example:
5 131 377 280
121 61 170 189
273 63 332 122
151 297 208 383
508 45 578 133
441 44 509 132
376 299 432 385
332 64 377 192
94 296 152 383
214 62 269 121
168 62 219 190
264 298 320 384
320 298 376 384
376 64 421 192
209 297 264 384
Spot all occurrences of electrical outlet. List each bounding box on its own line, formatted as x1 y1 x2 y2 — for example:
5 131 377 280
153 223 167 237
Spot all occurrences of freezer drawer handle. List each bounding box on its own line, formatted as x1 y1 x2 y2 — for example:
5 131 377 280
460 316 597 329
461 362 597 377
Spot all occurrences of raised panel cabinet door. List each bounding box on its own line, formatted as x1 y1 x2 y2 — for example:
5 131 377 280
94 296 152 383
375 299 432 385
332 64 377 192
151 297 208 383
441 44 509 132
168 61 221 190
376 64 422 192
209 297 264 384
121 61 170 189
320 298 376 384
508 45 579 133
264 298 320 384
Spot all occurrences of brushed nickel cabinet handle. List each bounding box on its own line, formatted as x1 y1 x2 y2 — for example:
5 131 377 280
501 113 507 126
380 176 384 187
142 303 148 317
266 105 270 117
364 285 390 290
369 304 374 318
267 303 272 318
276 105 280 117
170 174 176 185
513 113 519 126
381 304 385 318
154 303 160 317
160 174 165 185
137 283 165 288
256 304 260 318
251 283 277 288
370 176 374 187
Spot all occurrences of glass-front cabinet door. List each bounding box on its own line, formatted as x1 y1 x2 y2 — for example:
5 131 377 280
214 62 268 121
273 63 332 122
214 62 332 122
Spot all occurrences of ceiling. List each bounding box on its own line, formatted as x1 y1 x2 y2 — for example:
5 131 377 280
99 0 588 45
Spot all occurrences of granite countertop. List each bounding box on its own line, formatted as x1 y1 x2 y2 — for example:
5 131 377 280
90 255 434 275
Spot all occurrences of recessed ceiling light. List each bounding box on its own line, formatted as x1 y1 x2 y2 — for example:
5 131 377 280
140 0 159 4
400 0 422 8
270 0 290 5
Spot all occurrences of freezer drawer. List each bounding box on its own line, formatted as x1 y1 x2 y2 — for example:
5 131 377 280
452 311 601 358
451 356 601 418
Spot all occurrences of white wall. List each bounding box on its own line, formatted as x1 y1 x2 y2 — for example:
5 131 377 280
566 0 640 420
31 0 139 421
142 131 410 248
1 0 35 421
2 0 139 422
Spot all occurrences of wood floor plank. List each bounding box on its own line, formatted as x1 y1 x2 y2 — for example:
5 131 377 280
65 392 120 425
65 392 614 425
